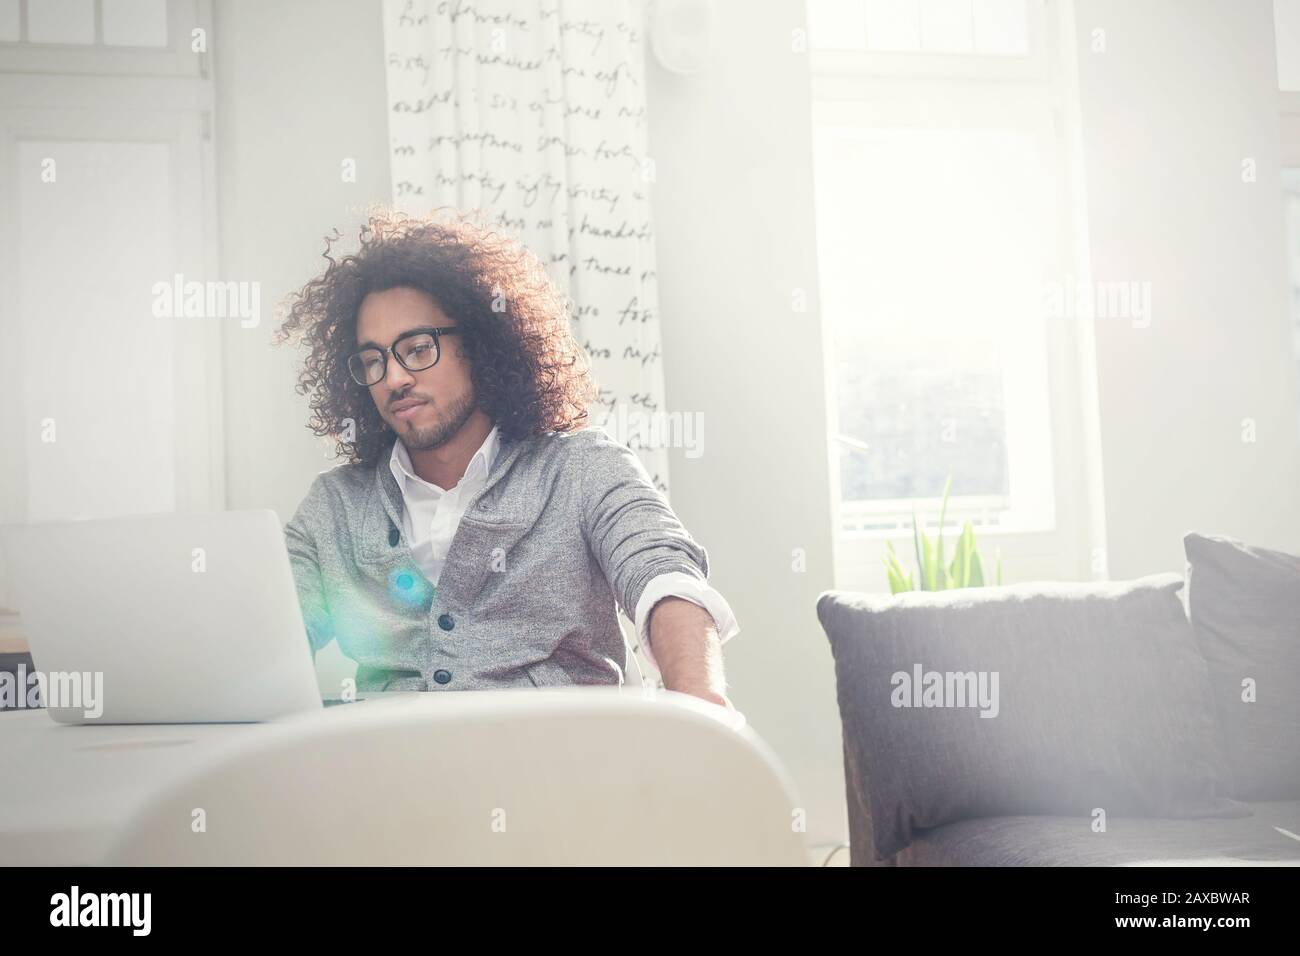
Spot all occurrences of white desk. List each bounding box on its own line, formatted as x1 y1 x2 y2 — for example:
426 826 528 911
1 709 277 865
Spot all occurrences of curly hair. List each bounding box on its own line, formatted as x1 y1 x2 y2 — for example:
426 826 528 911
276 209 594 466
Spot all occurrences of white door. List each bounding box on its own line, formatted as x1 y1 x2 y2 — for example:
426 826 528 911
0 78 221 615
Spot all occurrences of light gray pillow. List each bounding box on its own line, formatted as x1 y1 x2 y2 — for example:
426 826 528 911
1184 533 1300 801
818 574 1245 862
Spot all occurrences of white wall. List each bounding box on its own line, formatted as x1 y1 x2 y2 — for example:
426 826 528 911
213 0 393 693
213 0 393 520
644 1 845 846
1074 0 1300 577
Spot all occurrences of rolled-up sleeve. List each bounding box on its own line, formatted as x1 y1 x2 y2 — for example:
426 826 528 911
632 571 740 674
578 430 711 622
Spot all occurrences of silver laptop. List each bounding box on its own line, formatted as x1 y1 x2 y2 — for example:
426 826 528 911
1 510 324 724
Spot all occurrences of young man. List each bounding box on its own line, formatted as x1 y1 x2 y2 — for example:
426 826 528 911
277 214 737 707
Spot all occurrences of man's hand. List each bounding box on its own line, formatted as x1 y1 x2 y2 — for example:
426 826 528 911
695 690 735 710
646 596 732 709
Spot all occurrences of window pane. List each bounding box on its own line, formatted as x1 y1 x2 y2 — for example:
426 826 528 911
813 125 1055 529
0 0 19 42
866 0 921 52
851 0 1029 58
973 0 1027 55
102 0 169 48
808 0 868 51
921 0 973 54
16 140 177 521
27 0 95 44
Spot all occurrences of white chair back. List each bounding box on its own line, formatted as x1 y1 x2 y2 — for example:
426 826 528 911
106 688 809 866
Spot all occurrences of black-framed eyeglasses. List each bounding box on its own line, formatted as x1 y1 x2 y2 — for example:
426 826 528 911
347 327 460 387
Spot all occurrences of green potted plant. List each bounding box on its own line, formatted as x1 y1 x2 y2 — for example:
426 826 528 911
883 476 1003 593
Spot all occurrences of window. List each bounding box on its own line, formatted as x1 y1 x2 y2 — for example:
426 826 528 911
815 123 1056 533
809 0 1030 56
811 0 1094 588
0 0 197 75
2 0 167 46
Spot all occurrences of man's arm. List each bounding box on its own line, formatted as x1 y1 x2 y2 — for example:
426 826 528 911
646 596 733 709
578 430 736 706
284 478 335 657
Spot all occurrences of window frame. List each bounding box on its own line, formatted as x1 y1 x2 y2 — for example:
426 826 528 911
0 0 203 77
809 0 1051 81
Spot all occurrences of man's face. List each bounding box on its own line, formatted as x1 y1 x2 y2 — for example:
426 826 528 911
355 286 477 451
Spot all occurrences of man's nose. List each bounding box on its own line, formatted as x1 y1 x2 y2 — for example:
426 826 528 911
384 354 416 392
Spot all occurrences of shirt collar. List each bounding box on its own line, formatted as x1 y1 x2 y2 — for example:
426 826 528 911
389 424 501 494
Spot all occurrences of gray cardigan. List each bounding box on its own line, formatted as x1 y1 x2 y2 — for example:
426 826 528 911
284 427 711 692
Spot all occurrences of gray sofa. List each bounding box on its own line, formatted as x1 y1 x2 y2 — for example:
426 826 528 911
874 801 1300 866
818 533 1300 866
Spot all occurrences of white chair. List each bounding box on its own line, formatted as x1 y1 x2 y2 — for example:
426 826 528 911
105 687 810 865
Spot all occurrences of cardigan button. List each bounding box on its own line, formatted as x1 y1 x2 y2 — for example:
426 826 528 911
433 669 452 685
388 527 400 547
437 613 455 631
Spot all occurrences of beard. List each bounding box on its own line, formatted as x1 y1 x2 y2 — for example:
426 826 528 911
394 388 478 451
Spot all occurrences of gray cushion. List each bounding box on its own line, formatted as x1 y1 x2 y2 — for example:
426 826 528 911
897 800 1300 866
1185 533 1300 801
818 575 1245 862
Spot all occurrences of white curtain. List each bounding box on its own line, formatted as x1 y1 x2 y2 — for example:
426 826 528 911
382 0 670 493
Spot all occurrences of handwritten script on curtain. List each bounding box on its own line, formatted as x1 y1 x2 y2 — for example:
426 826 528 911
382 0 670 491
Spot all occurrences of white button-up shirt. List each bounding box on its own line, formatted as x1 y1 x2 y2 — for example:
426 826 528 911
389 426 739 675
